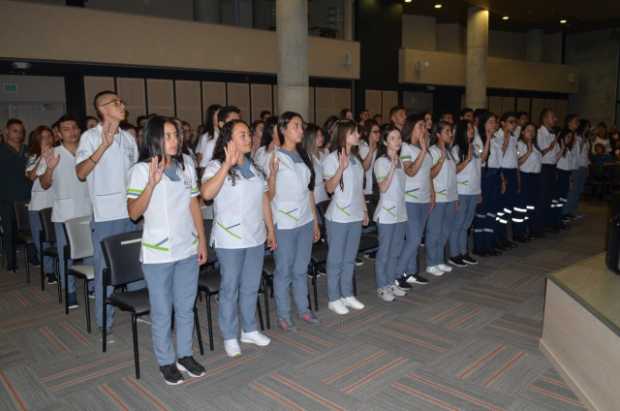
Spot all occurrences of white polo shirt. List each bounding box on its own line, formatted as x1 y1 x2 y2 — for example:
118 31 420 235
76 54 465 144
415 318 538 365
492 130 518 169
373 157 407 224
50 145 92 223
537 126 560 165
429 145 457 203
28 155 54 211
400 142 433 204
202 160 267 249
322 151 365 223
128 160 199 264
576 135 590 168
312 153 329 204
451 145 481 195
517 141 542 174
267 149 314 230
198 130 219 168
557 146 577 171
358 140 377 195
76 124 138 222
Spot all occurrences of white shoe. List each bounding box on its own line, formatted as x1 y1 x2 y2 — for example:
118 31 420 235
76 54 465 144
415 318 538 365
328 299 350 315
390 284 407 297
377 287 395 302
341 296 365 310
240 331 271 347
438 263 453 272
223 339 242 357
426 265 445 276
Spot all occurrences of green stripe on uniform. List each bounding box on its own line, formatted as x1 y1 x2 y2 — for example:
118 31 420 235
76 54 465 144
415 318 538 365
142 242 170 252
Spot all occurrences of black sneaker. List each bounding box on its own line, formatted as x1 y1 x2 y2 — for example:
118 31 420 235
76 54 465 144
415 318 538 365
176 356 206 378
47 273 57 285
354 257 364 266
461 254 478 265
67 292 79 310
406 273 429 285
448 256 467 268
160 364 185 385
395 277 412 290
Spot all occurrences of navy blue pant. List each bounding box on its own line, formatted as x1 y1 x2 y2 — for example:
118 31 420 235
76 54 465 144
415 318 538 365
473 168 500 253
556 170 571 219
540 164 558 229
518 172 543 236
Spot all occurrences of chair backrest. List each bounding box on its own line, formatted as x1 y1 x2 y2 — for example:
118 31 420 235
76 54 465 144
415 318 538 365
64 216 94 260
38 208 56 243
100 230 144 287
13 201 30 233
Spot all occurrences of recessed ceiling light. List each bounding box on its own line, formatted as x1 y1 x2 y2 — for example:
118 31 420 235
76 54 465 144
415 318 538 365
560 19 567 24
434 3 443 9
502 16 510 21
404 0 413 3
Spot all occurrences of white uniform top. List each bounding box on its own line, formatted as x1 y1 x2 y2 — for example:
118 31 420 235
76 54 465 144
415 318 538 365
429 145 457 203
322 151 365 223
537 126 560 165
253 146 273 175
492 130 519 169
76 124 138 222
517 141 542 174
576 135 591 168
557 146 577 171
486 136 503 169
195 131 218 161
127 161 199 264
400 142 433 203
198 131 219 168
358 140 376 195
267 149 314 230
202 160 267 249
451 145 481 195
50 145 92 223
373 157 407 224
312 153 329 204
27 155 54 211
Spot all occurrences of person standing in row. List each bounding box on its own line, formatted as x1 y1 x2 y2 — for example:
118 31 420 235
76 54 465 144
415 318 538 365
302 124 329 205
127 116 207 386
40 115 92 308
556 129 577 222
517 123 543 239
359 119 380 198
201 119 276 358
537 109 561 231
195 104 221 166
268 112 321 330
75 90 142 333
199 106 241 169
373 125 408 302
565 119 590 219
323 120 367 315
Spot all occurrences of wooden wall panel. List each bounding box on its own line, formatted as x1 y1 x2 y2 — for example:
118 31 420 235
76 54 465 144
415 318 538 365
116 77 146 124
488 96 503 116
84 76 115 117
517 97 531 116
531 98 547 123
250 84 272 123
227 82 250 121
365 89 382 118
146 79 174 117
175 80 201 128
382 90 398 121
202 81 226 114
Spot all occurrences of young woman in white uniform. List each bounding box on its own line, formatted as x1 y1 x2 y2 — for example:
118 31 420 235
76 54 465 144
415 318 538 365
253 116 280 175
516 123 543 239
302 124 329 205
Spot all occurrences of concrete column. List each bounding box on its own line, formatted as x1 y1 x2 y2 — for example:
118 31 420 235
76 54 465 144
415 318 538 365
465 7 488 110
194 0 221 24
343 0 354 41
526 29 544 62
277 0 309 118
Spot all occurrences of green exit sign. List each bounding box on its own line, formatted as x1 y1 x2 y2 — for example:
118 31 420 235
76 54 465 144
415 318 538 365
3 83 18 94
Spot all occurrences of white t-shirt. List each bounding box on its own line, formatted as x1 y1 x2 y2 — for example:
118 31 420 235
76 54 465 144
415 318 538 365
50 145 92 223
196 130 218 160
537 126 561 165
202 160 267 249
517 141 542 174
267 149 314 230
373 157 407 224
492 130 519 169
400 142 433 203
312 153 329 204
322 151 365 223
451 145 481 195
576 135 590 168
128 161 199 263
198 131 219 168
429 145 457 203
358 140 377 195
76 124 138 222
557 146 577 171
27 155 54 211
253 146 274 176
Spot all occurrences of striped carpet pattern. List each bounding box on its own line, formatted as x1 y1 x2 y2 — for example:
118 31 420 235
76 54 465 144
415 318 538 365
0 202 605 410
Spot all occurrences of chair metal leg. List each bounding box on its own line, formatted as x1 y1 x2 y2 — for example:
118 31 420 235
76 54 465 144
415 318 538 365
313 273 319 311
257 299 264 331
131 314 140 379
205 293 214 351
64 264 69 315
262 277 270 330
194 305 204 355
352 271 357 297
40 240 45 291
25 245 31 284
84 279 91 333
56 258 62 304
102 295 108 353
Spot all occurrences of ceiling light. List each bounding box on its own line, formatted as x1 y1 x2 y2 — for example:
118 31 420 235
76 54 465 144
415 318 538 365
434 3 443 9
560 19 567 24
502 16 509 21
404 0 413 3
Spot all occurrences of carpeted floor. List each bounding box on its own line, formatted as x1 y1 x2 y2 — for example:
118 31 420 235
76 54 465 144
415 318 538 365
0 201 607 411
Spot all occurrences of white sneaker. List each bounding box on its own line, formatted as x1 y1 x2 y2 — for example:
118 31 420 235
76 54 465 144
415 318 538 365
240 331 271 347
328 299 350 315
341 296 365 310
426 265 445 276
223 339 242 357
377 287 395 302
390 284 407 297
438 263 453 272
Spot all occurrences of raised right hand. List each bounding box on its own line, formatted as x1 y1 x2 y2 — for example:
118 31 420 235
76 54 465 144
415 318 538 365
148 156 165 187
338 148 349 171
223 141 240 168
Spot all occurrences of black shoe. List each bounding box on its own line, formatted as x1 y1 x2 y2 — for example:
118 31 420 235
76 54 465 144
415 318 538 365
462 254 478 265
67 292 79 310
364 252 376 261
47 273 57 285
406 273 429 285
176 356 206 378
448 256 467 267
395 277 413 290
354 257 364 267
160 364 185 385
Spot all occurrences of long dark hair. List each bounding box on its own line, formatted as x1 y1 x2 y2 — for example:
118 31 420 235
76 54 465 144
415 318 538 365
401 113 425 146
558 128 575 156
204 104 222 139
302 123 322 158
260 116 278 148
330 119 360 190
141 115 184 169
361 119 379 144
27 125 53 157
454 120 471 163
376 124 401 160
212 119 262 186
277 111 315 192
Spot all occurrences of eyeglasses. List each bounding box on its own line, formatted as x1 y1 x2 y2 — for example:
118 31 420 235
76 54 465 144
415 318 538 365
99 99 125 108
